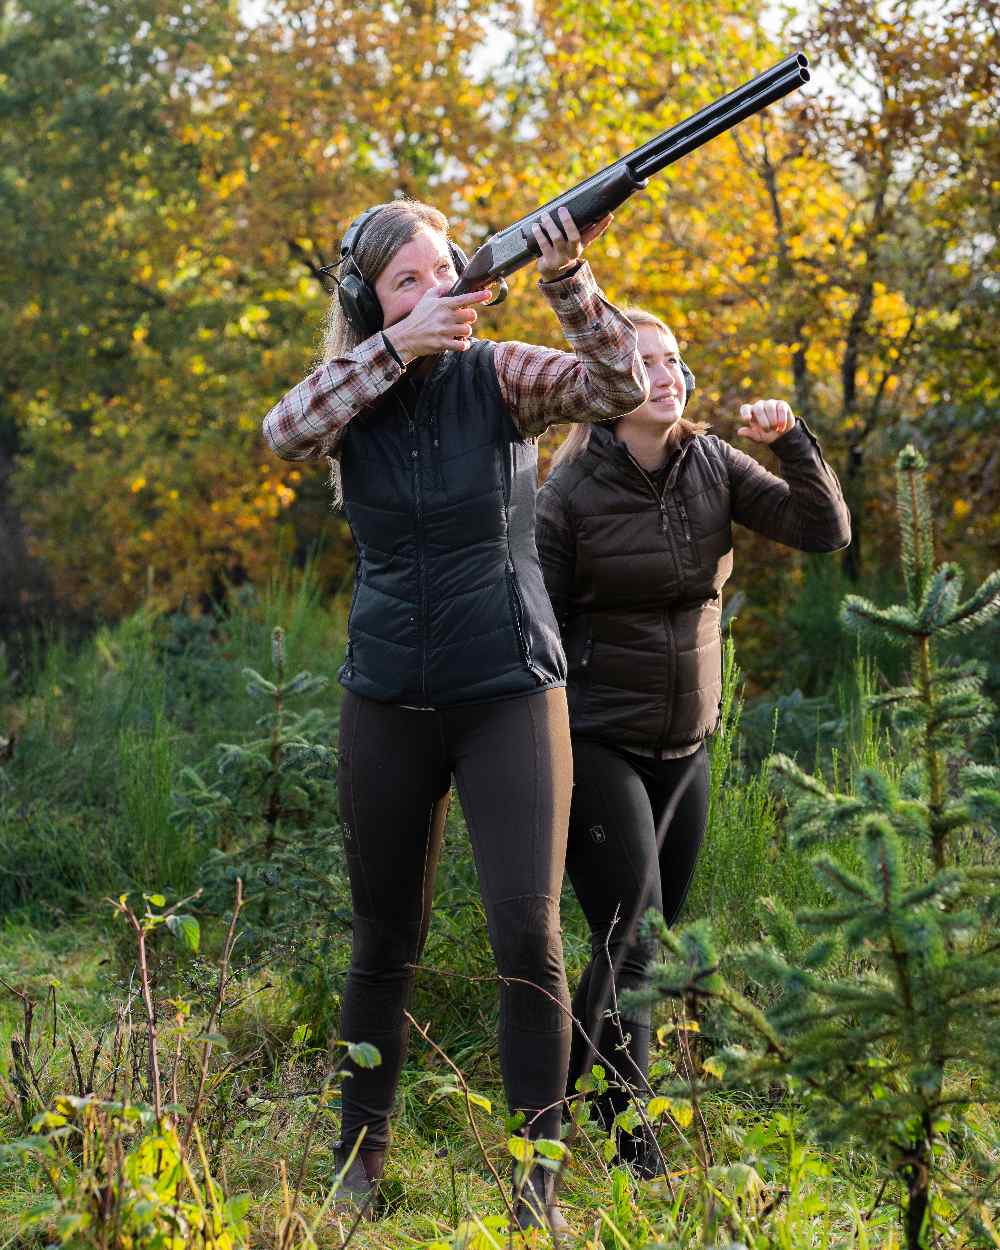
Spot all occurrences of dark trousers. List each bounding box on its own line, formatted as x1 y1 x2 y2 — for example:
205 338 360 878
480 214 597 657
336 687 573 1150
564 738 709 1148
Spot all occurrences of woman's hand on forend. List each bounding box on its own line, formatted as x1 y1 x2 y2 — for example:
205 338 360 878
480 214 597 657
534 207 614 282
736 399 797 444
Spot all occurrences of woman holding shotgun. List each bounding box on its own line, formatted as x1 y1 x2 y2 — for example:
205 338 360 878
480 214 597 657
262 198 645 1233
536 308 851 1173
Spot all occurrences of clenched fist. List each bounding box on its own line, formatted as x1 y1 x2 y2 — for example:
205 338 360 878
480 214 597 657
736 399 796 445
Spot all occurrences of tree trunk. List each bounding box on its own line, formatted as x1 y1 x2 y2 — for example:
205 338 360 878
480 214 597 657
0 447 56 644
842 444 865 582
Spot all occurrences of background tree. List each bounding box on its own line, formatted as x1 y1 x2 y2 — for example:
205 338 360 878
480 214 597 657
2 0 996 685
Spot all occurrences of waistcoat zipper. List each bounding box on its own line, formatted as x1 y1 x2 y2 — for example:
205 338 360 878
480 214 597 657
406 408 428 702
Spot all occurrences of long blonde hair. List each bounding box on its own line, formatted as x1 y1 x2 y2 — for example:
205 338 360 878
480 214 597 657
550 308 708 471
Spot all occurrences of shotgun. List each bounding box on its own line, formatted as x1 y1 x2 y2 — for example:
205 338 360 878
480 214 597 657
450 52 810 304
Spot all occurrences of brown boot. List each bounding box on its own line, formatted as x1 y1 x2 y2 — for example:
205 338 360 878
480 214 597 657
512 1161 569 1244
331 1140 386 1220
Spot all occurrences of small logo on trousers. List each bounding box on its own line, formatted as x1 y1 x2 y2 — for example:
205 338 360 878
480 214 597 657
589 824 606 845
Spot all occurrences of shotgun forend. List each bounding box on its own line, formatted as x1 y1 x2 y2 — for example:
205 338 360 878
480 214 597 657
450 52 810 304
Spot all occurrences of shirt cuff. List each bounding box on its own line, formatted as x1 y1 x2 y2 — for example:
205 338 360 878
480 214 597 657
537 260 584 288
353 330 405 389
536 259 600 305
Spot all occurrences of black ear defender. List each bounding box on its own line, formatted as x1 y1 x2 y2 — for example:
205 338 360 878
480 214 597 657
320 204 470 339
680 359 696 398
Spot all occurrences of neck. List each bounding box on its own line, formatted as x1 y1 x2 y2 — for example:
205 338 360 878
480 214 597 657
615 421 677 471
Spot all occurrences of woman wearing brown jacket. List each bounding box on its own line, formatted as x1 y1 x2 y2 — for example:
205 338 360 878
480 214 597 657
535 308 851 1173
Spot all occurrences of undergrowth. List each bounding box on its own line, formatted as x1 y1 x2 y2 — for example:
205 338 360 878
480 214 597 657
0 556 996 1248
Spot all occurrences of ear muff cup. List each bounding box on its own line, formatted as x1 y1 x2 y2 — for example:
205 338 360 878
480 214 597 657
337 259 385 337
336 208 471 339
680 359 696 398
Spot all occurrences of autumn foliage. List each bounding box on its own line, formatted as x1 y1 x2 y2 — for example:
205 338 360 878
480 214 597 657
1 0 996 622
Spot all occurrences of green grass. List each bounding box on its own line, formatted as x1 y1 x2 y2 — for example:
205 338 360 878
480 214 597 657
0 577 997 1249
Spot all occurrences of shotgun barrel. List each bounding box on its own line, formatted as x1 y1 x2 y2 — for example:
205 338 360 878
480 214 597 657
451 53 810 302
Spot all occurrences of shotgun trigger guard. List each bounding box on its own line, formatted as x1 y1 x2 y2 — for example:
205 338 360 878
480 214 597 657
485 278 509 307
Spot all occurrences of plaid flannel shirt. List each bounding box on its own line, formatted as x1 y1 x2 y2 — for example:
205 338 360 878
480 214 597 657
261 261 647 460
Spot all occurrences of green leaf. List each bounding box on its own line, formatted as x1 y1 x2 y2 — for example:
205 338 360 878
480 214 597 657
57 1212 92 1238
165 913 200 953
145 893 166 907
646 1096 693 1127
347 1042 381 1069
507 1136 535 1162
533 1138 566 1161
224 1193 252 1224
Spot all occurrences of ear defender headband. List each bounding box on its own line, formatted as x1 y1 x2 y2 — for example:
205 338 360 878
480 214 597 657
326 204 470 339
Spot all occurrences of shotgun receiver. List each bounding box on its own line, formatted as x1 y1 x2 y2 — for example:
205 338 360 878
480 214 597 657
450 52 810 304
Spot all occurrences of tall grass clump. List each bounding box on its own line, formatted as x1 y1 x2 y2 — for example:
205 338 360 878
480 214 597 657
0 568 342 918
687 635 836 946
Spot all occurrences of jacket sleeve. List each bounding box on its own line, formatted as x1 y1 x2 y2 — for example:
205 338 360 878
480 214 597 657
535 478 576 631
721 421 852 552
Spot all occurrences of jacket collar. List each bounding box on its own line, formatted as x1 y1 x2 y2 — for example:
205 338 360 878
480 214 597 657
584 420 698 487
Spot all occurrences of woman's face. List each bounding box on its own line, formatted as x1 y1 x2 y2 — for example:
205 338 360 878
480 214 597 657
373 227 458 328
629 324 687 428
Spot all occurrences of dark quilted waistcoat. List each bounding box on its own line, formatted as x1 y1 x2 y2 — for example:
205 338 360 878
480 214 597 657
536 421 851 752
338 339 565 707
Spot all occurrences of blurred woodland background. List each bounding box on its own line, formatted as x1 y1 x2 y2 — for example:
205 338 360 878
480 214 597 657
2 6 1000 1247
1 0 997 693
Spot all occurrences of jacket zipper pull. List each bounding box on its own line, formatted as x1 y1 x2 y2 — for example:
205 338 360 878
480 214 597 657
658 505 666 535
679 502 692 542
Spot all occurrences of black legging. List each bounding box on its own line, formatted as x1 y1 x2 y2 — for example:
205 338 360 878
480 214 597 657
563 738 709 1154
337 687 573 1151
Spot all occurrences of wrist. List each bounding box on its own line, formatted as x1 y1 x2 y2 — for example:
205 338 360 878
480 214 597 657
382 326 415 366
538 260 582 285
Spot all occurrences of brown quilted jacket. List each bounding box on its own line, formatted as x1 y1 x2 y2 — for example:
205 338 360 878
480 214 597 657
536 420 851 754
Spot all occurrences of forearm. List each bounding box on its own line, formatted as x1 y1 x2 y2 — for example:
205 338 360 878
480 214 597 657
496 262 648 436
261 333 404 461
730 423 852 551
772 423 852 550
